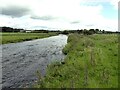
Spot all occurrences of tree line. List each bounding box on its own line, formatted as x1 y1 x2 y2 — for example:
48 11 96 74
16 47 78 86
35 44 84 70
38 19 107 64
0 27 24 32
60 29 119 35
0 26 119 34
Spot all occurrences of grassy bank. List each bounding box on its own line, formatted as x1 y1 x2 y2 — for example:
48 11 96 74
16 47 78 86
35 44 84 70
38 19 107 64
34 34 118 88
0 32 57 44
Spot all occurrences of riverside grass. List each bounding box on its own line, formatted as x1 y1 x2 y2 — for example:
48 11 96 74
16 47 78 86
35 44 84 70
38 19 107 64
0 32 57 44
34 34 118 88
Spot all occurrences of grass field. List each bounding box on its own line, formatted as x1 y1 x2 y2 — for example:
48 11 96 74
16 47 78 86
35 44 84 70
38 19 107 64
0 32 57 44
34 34 118 88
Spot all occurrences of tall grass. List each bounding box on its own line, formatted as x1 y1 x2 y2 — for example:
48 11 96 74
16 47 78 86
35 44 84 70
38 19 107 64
34 34 118 88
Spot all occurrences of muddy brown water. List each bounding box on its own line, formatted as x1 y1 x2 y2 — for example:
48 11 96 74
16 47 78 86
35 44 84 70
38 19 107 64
0 34 68 88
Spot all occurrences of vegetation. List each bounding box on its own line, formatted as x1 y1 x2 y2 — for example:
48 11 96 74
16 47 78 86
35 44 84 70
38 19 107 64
0 32 57 44
0 27 23 32
1 26 119 34
60 29 119 35
34 34 118 88
1 26 118 88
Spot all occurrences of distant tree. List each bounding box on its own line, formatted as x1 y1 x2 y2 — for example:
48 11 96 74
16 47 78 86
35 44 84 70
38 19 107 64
1 27 22 32
0 27 2 32
102 30 105 34
95 29 99 33
89 29 95 34
77 29 83 34
83 29 87 35
61 30 69 35
83 29 93 35
2 27 13 32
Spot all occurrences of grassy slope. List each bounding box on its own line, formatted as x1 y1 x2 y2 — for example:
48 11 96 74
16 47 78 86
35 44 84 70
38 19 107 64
0 32 57 44
34 34 118 88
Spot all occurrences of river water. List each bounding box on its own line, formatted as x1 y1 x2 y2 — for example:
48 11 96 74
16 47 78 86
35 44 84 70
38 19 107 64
0 34 68 88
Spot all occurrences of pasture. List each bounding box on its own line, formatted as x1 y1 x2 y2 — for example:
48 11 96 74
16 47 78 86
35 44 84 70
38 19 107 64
0 32 57 44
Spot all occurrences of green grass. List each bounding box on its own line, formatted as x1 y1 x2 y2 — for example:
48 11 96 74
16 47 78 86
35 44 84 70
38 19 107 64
0 32 57 44
34 34 118 88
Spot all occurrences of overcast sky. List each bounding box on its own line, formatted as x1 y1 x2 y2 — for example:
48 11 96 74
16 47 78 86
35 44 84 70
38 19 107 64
0 0 119 31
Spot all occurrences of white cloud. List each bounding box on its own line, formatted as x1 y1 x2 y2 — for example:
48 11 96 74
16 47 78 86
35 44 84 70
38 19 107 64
110 0 119 10
0 0 118 31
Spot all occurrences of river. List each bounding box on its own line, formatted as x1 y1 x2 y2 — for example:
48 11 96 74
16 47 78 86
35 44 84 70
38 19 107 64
1 34 68 88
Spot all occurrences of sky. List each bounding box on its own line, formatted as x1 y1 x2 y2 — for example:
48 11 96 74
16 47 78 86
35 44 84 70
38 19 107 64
0 0 119 31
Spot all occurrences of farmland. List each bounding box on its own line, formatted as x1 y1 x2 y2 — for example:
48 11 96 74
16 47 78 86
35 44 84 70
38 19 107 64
34 34 118 88
0 32 57 44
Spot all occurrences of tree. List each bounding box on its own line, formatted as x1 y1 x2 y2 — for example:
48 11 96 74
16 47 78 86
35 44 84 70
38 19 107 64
95 29 99 33
89 29 95 34
102 30 105 33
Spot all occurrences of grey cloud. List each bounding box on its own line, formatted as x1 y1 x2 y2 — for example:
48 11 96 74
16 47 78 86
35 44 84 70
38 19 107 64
86 24 94 27
32 26 57 30
34 26 49 29
31 15 56 20
1 6 30 17
70 21 80 24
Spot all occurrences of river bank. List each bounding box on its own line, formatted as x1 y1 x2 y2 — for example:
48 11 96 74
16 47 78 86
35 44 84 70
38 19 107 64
34 34 118 88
